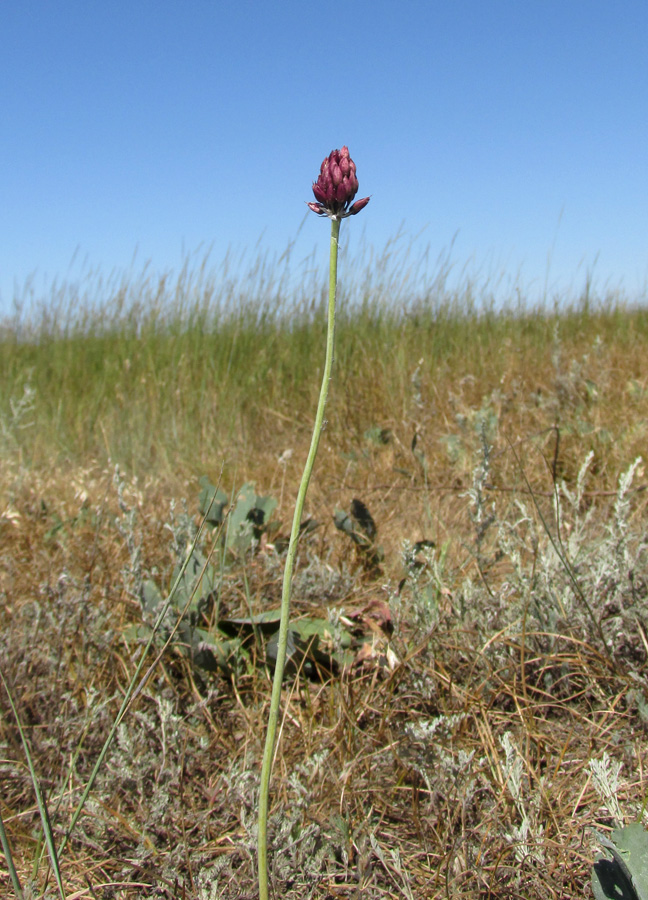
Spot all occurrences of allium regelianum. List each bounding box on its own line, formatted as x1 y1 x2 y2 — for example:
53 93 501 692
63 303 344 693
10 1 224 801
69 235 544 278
308 146 370 219
259 145 369 900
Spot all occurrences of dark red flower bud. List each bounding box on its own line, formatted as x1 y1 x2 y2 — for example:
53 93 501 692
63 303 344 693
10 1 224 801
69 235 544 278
312 182 327 204
308 147 370 219
348 196 370 216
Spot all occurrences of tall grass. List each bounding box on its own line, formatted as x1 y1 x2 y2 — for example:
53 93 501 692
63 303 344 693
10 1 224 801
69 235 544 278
1 233 646 487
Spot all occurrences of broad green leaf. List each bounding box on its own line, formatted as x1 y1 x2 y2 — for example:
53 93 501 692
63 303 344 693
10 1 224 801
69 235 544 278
226 482 260 552
171 549 218 624
141 578 164 613
255 493 278 523
265 617 355 674
198 475 228 525
123 622 157 644
593 825 648 900
334 509 370 546
291 617 352 650
219 610 283 638
184 626 245 674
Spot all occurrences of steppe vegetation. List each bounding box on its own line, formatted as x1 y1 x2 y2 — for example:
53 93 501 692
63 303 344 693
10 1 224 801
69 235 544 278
1 238 648 898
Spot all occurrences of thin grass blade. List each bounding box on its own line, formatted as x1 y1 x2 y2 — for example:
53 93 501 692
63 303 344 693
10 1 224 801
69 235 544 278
0 670 66 899
0 804 24 900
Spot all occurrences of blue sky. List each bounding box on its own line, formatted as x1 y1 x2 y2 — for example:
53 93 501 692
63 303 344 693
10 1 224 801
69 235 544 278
2 1 647 313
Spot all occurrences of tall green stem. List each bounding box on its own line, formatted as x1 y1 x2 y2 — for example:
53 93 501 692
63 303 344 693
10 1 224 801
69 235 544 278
258 216 341 900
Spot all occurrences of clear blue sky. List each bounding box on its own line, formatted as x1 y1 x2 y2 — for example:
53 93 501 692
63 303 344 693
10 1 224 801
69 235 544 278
2 1 647 313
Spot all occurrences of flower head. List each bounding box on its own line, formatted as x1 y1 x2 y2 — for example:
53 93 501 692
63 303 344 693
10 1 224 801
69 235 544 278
307 146 370 219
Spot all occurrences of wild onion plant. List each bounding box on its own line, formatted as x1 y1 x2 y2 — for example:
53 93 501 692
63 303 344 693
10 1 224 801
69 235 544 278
257 147 369 900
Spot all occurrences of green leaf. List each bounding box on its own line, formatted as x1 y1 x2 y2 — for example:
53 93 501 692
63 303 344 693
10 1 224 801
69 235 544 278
218 609 283 638
254 493 278 524
171 548 218 625
264 616 355 674
226 482 264 553
334 503 384 569
334 509 369 547
141 578 164 613
184 626 245 674
123 621 158 644
198 475 228 525
593 825 648 900
292 616 352 650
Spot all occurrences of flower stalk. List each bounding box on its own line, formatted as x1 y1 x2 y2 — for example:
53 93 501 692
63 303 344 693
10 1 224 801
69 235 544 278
257 148 368 900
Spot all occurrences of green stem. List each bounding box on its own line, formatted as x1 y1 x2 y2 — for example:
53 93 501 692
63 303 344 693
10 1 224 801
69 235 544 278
258 216 341 900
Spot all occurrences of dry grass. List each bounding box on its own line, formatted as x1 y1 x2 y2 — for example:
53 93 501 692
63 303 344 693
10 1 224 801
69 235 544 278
1 253 648 898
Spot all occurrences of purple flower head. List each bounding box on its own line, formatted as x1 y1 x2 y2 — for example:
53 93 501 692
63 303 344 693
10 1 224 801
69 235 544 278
308 147 370 219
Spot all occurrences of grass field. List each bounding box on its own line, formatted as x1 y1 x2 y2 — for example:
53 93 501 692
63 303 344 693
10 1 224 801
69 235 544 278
1 243 648 898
